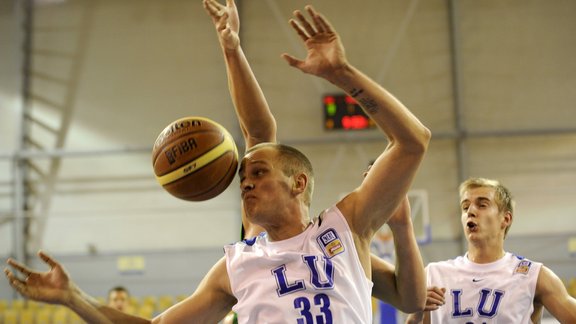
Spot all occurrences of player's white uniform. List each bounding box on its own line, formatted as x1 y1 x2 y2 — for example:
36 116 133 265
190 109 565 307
224 205 373 324
426 252 542 324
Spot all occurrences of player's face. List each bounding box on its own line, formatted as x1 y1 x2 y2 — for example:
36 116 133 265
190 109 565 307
460 186 507 243
239 147 293 226
108 290 130 312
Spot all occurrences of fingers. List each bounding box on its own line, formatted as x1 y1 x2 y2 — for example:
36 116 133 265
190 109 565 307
38 250 58 269
203 0 233 38
306 6 334 34
424 286 446 311
6 258 34 277
289 5 334 40
294 10 316 38
203 0 224 18
4 267 28 296
289 18 309 42
216 12 229 32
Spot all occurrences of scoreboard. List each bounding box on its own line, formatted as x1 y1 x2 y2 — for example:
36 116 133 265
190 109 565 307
323 94 376 130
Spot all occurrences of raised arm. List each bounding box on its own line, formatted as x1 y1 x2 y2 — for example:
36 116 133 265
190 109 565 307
203 0 276 149
282 6 430 240
372 197 426 313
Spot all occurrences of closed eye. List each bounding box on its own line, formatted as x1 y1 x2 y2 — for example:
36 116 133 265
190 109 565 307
253 169 266 177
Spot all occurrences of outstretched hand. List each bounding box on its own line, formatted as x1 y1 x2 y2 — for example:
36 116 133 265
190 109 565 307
282 5 348 80
203 0 240 51
4 251 74 305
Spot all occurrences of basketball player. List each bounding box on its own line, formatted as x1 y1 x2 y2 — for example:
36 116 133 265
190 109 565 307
203 0 426 314
5 4 430 323
405 178 576 323
107 286 132 313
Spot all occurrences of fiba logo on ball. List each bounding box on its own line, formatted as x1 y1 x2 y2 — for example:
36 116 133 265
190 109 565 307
152 116 238 201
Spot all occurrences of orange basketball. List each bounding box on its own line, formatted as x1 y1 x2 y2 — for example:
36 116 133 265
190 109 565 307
152 116 238 201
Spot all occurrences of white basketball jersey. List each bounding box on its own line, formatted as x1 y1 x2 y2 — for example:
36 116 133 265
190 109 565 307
224 205 373 324
426 252 542 324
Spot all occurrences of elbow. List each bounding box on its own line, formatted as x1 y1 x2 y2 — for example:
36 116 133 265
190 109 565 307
411 286 428 313
413 126 432 154
398 297 426 314
397 284 427 314
398 126 431 156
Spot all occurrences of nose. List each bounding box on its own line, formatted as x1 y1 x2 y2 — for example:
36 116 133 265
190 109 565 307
242 183 254 192
466 205 477 217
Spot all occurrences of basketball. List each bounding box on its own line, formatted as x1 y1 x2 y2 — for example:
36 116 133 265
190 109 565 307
152 116 239 201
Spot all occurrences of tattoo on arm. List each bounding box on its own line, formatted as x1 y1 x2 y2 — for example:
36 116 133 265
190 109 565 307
350 88 364 98
350 88 379 114
358 97 379 114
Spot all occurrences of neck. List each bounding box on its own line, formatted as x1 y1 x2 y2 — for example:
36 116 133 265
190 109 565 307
244 224 265 239
265 216 311 242
243 200 310 241
467 243 505 264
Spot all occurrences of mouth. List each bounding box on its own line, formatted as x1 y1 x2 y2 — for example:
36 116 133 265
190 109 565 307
242 194 256 201
466 221 478 232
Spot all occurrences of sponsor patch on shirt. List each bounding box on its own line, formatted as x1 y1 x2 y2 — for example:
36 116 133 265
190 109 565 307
317 229 345 258
514 260 532 275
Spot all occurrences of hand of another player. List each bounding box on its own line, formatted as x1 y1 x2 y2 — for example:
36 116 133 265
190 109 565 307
282 5 348 81
424 286 446 311
4 251 74 305
203 0 240 51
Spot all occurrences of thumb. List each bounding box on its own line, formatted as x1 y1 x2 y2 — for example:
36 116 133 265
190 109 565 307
281 53 302 68
38 250 58 269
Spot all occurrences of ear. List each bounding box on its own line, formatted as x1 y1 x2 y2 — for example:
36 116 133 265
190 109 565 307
502 210 512 228
292 173 308 195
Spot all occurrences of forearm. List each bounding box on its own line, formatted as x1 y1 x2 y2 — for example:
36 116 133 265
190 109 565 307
69 287 150 324
326 64 430 150
223 46 276 148
389 218 426 313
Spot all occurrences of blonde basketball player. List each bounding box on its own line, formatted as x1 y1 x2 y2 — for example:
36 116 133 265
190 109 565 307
406 178 576 323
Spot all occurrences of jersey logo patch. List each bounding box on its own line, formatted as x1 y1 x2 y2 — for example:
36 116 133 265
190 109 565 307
317 229 344 258
514 260 532 275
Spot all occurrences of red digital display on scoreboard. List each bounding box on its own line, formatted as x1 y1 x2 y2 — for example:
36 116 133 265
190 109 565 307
323 94 375 130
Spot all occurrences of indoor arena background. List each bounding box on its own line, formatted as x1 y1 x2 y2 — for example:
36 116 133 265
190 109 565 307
1 0 575 323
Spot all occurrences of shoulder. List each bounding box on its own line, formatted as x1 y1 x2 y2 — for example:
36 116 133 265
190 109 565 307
507 253 542 274
535 265 562 294
317 205 349 228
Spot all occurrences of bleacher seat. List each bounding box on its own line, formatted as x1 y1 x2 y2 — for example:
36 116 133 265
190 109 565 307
3 309 18 324
19 308 35 324
157 295 175 312
568 277 576 298
36 307 54 324
52 307 70 324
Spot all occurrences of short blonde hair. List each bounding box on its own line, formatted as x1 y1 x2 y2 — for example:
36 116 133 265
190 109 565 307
459 177 515 237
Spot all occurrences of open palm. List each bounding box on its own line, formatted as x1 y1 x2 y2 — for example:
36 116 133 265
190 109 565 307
203 0 240 51
282 6 348 80
5 251 73 305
